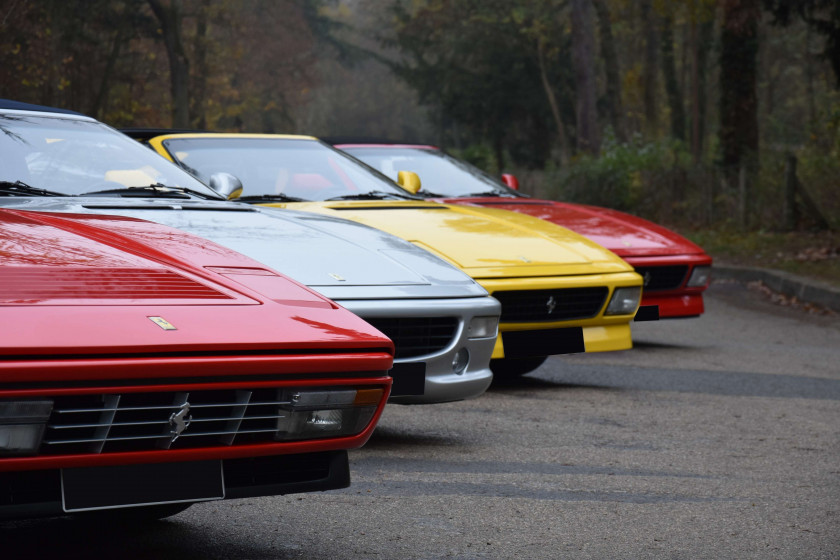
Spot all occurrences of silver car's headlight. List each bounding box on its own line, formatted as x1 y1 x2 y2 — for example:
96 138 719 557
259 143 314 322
604 287 642 316
686 265 712 287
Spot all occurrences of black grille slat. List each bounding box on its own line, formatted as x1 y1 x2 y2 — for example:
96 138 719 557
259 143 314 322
41 388 312 455
366 317 458 359
635 266 689 291
493 288 608 322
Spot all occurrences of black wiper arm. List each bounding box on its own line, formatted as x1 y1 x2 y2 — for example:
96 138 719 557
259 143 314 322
416 190 450 198
463 191 506 197
0 180 65 197
325 190 414 201
236 193 308 202
78 183 216 199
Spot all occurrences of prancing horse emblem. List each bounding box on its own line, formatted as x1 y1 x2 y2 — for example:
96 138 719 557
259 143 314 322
169 402 192 441
546 295 557 314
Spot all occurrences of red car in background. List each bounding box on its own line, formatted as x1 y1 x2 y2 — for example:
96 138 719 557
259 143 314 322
338 143 712 320
0 208 392 520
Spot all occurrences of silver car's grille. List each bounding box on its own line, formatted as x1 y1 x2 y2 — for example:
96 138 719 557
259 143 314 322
42 389 299 454
493 287 608 322
634 266 689 291
365 317 458 359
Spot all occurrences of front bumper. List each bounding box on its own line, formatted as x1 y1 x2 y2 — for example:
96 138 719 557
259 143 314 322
0 450 348 520
339 296 501 404
624 255 712 319
477 272 641 359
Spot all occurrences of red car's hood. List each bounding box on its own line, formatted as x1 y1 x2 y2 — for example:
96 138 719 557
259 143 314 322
0 209 392 357
442 197 707 258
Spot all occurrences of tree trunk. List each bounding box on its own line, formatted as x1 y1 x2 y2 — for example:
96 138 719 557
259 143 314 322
537 37 570 164
805 25 816 124
720 0 760 172
640 0 659 136
89 29 123 119
592 0 624 141
148 0 190 127
191 0 210 129
660 11 686 142
570 0 600 154
690 18 714 161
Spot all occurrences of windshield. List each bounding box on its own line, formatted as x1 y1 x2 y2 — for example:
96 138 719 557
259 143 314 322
160 137 414 201
0 112 221 197
342 147 518 198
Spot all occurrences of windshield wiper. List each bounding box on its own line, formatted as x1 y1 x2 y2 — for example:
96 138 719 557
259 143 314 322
0 180 65 197
236 193 308 202
463 191 508 197
416 190 451 198
325 191 416 201
78 183 218 200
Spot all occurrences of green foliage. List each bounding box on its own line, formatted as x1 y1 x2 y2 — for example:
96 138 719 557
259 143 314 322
548 135 691 213
450 143 498 173
386 0 573 169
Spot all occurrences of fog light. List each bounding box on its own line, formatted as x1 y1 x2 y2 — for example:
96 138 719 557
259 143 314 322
468 316 499 339
274 388 383 441
687 265 711 287
0 400 53 456
452 348 470 375
605 286 642 315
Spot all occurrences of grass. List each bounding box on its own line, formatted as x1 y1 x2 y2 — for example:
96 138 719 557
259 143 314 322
682 228 840 288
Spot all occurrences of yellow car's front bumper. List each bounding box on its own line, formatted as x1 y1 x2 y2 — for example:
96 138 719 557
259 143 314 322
480 272 641 359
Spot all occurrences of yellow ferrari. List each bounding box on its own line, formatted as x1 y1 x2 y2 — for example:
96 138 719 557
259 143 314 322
139 132 644 376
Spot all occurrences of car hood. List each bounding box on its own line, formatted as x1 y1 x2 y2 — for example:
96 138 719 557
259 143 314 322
0 208 392 357
0 198 485 300
446 197 707 258
267 201 634 279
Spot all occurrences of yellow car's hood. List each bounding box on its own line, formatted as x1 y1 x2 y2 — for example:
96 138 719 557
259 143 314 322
264 201 633 278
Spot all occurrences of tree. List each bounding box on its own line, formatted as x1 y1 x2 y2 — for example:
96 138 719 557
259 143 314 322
659 7 686 142
763 0 840 89
640 0 660 135
570 0 600 153
593 0 625 141
147 0 190 127
688 2 716 161
720 0 760 171
386 0 573 169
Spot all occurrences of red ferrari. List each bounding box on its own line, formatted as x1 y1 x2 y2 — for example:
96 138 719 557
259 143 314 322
0 208 393 520
338 143 712 319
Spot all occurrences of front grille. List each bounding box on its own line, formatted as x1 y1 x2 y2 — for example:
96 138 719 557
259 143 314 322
365 317 458 359
493 287 608 322
42 388 310 455
635 266 689 291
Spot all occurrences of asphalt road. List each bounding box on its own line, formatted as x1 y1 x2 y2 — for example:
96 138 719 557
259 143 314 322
4 281 839 559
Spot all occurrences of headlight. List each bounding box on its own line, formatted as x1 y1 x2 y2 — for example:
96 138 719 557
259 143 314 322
686 265 712 287
273 388 383 441
467 316 499 339
605 287 642 316
0 400 53 456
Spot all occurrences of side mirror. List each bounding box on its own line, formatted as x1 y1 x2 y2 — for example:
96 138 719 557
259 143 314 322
500 173 519 190
397 170 422 194
209 172 243 200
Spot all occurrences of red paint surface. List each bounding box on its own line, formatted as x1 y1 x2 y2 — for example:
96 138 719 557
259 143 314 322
0 209 393 474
